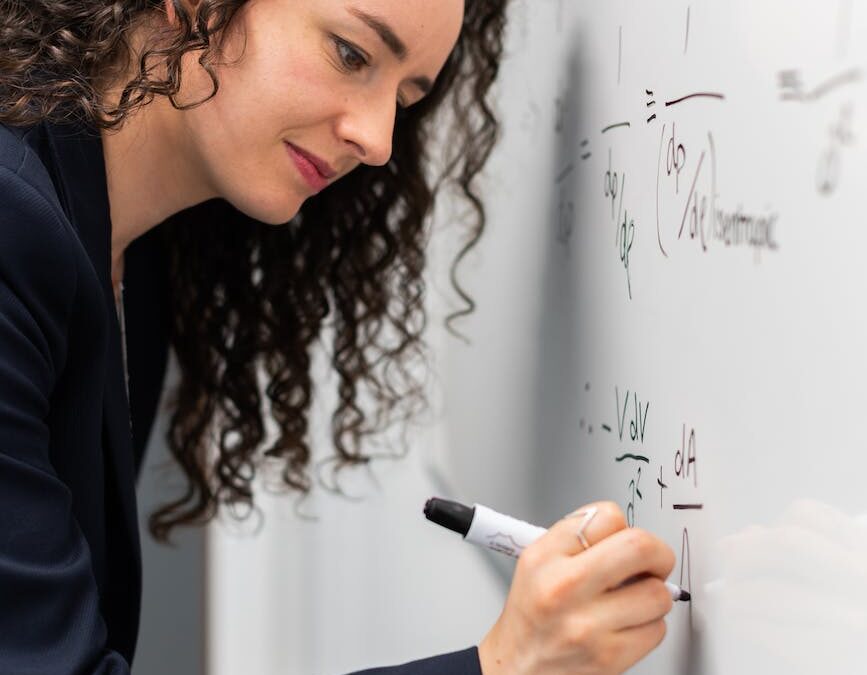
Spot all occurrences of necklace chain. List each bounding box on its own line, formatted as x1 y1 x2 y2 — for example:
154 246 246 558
115 281 130 412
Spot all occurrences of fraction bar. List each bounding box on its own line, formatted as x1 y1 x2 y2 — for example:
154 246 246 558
614 453 650 463
672 504 704 510
601 121 631 133
665 92 725 107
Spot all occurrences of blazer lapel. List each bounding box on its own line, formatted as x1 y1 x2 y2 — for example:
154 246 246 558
42 119 142 655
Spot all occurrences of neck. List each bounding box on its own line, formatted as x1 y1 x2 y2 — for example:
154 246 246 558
99 23 220 278
102 95 218 274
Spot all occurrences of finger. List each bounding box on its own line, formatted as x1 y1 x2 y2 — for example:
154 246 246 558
611 618 668 672
592 576 674 631
538 501 627 558
576 527 676 596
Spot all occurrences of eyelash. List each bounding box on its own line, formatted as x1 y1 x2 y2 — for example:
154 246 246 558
332 36 368 72
331 36 408 110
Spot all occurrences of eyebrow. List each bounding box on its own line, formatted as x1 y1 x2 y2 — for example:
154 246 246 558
346 7 433 95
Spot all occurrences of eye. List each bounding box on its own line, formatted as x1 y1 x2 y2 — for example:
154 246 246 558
332 37 368 72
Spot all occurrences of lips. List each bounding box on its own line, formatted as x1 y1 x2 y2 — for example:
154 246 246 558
284 142 336 193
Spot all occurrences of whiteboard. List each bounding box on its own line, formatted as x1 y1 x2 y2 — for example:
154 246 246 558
433 1 867 672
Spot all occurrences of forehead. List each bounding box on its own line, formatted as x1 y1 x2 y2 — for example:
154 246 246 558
336 0 465 63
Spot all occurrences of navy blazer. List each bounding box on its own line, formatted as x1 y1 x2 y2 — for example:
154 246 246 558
0 118 482 674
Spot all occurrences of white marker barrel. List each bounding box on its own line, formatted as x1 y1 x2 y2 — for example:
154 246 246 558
465 503 548 558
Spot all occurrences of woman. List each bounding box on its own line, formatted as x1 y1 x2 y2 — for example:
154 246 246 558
0 0 676 672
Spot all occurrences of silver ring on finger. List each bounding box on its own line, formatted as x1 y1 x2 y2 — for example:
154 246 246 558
564 505 598 551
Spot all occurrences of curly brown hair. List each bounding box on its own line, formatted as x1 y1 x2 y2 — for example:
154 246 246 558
0 0 508 542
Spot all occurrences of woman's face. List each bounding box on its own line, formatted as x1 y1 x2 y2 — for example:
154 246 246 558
173 0 465 225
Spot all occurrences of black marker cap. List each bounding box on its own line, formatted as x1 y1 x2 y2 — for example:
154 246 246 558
424 497 475 537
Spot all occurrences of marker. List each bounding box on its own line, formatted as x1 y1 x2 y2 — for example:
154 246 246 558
424 497 691 602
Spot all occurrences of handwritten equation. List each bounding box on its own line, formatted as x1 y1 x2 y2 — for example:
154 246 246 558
581 381 705 607
532 3 867 299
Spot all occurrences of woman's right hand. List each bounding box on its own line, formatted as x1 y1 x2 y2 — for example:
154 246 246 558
477 501 676 675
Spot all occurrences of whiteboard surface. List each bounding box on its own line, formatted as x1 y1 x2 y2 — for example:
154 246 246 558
437 1 867 672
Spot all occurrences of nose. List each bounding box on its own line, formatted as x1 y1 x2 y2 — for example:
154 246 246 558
336 93 396 167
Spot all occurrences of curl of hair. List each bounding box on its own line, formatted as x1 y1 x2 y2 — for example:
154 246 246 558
0 0 508 542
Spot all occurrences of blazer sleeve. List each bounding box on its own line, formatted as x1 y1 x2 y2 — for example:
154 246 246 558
346 646 483 675
0 167 131 673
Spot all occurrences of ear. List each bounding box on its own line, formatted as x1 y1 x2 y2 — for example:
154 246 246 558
164 0 200 27
164 0 177 26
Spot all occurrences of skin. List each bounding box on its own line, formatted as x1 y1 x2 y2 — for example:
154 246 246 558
100 0 463 299
99 2 678 672
478 503 676 674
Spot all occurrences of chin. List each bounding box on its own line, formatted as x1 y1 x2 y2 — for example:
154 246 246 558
227 186 305 226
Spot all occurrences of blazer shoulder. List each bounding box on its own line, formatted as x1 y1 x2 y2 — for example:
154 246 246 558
0 133 80 370
0 121 29 165
0 122 68 224
0 166 77 281
0 121 74 240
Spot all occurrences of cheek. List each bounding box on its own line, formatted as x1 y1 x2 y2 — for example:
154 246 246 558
214 27 338 129
187 103 310 225
181 44 340 222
